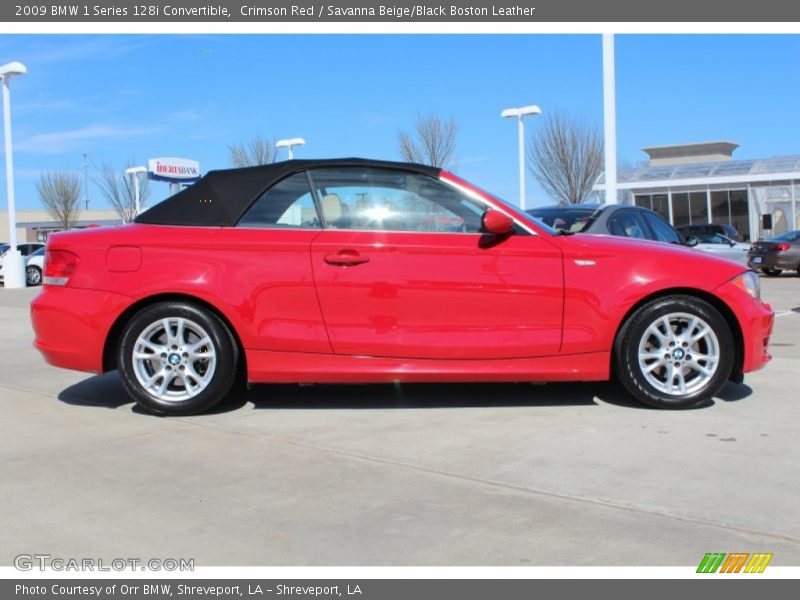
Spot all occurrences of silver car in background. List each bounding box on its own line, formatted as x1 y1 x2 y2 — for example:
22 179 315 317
687 232 751 266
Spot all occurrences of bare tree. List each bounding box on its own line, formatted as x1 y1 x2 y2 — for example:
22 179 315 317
37 171 81 230
93 161 150 223
527 112 603 205
229 135 274 167
398 114 458 168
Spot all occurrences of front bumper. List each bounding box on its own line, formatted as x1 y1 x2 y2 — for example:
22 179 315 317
31 286 132 374
713 280 774 374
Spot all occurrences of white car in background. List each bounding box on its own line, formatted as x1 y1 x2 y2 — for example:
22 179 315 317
688 232 751 266
0 242 45 284
25 246 45 286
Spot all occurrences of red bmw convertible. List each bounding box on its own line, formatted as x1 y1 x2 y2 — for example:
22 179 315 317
31 159 773 415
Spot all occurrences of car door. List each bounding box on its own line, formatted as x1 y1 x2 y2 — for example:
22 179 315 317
307 166 564 360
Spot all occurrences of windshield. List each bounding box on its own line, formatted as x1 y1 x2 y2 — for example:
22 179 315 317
526 208 596 233
440 173 561 235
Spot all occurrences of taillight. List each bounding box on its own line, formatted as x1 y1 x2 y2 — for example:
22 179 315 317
768 243 791 251
43 249 79 286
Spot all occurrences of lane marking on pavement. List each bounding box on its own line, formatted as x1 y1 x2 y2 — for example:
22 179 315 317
774 310 797 318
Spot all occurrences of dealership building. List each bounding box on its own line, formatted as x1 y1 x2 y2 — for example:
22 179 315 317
594 141 800 241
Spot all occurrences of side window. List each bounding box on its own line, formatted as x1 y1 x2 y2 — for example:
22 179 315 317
642 212 682 244
701 233 727 244
308 167 486 233
238 172 320 229
609 212 649 240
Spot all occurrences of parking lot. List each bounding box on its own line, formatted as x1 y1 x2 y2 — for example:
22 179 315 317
1 276 798 567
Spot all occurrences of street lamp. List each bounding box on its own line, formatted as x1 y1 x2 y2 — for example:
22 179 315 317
124 166 147 218
501 104 541 211
276 137 305 160
1 61 27 289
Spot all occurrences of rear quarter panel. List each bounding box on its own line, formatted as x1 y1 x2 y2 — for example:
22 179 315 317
46 225 331 354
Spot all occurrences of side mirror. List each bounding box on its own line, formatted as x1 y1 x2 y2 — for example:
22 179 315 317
685 236 699 247
482 209 514 236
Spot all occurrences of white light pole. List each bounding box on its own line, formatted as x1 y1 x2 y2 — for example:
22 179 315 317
1 61 27 289
82 153 89 210
501 104 541 210
124 166 147 218
602 33 618 205
276 137 305 160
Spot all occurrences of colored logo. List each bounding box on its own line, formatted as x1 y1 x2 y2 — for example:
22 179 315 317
697 552 773 573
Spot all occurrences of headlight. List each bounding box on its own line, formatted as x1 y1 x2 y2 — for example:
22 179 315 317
731 270 761 300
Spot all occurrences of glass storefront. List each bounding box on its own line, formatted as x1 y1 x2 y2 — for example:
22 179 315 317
634 188 753 240
610 154 800 242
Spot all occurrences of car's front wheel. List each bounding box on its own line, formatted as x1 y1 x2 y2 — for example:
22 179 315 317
614 295 734 409
117 302 238 415
26 265 42 286
762 267 782 276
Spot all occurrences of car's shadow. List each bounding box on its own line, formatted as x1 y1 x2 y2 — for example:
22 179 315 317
57 372 753 415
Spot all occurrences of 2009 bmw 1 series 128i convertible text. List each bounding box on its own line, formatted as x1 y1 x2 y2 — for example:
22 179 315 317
31 158 774 415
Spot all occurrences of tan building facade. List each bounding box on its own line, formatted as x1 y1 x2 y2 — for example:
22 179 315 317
0 209 122 244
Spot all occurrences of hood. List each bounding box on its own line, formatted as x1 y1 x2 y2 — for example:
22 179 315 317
557 232 747 290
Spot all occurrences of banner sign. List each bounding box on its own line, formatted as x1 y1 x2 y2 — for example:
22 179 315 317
147 157 201 183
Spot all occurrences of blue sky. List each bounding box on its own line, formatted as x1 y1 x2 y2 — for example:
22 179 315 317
2 34 800 211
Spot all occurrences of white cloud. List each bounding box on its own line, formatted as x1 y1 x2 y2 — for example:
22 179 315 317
16 124 161 154
20 37 154 66
169 109 201 122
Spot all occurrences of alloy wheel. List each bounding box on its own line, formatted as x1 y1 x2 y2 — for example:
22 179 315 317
637 312 720 396
132 317 217 402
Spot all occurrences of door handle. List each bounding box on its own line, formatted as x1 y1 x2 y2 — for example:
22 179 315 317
324 250 370 266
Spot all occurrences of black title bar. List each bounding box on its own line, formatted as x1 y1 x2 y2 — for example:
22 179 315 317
5 0 800 22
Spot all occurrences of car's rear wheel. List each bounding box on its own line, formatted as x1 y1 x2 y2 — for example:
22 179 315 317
762 267 782 276
117 302 238 415
614 295 734 409
26 265 42 286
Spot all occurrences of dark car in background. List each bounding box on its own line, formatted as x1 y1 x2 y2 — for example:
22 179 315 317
527 204 685 245
748 230 800 276
678 223 742 242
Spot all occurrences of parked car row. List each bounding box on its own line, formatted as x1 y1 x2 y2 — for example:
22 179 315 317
527 205 800 274
0 242 46 286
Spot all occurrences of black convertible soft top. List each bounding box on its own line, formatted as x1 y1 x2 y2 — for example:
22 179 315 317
134 157 441 227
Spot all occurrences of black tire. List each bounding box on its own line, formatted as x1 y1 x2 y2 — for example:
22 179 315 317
117 302 238 416
762 267 782 277
26 265 42 286
614 295 734 409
